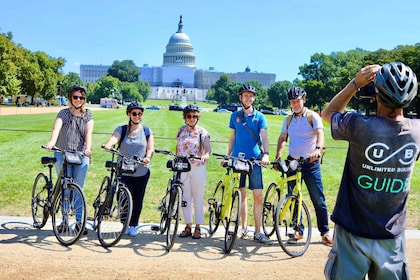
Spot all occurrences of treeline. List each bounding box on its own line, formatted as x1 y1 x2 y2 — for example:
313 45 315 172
0 32 149 104
1 30 419 115
207 45 420 115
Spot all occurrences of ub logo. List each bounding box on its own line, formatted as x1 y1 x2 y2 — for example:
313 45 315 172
365 142 418 165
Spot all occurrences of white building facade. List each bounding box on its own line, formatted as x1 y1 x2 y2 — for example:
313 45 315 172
80 16 276 101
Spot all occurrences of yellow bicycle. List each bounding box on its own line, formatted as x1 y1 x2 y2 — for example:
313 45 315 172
207 153 253 254
262 158 312 257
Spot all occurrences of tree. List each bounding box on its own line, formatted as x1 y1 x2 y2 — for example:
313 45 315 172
121 82 142 103
91 76 121 104
133 80 151 102
107 60 140 82
267 81 292 110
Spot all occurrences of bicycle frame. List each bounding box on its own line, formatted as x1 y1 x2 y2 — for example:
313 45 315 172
218 168 240 222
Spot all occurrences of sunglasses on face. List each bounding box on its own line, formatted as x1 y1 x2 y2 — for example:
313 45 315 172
131 111 143 117
72 95 86 100
186 114 198 119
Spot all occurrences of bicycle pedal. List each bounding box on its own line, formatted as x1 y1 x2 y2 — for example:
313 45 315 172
151 225 160 231
181 201 187 207
86 216 95 221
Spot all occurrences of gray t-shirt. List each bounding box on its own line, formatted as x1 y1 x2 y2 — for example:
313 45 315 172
115 125 151 177
330 112 420 239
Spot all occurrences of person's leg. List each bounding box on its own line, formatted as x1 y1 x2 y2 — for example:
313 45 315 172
324 225 371 279
179 172 193 237
70 156 89 223
190 165 206 225
239 174 247 231
367 232 409 280
248 165 263 233
302 161 329 234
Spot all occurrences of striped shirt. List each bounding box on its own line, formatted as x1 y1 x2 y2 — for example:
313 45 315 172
55 108 93 152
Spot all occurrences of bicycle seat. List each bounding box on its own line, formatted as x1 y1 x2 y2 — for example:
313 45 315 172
41 156 56 165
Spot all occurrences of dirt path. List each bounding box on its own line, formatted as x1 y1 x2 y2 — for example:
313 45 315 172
1 217 419 280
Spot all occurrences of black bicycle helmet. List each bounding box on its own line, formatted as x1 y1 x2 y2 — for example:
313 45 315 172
67 84 86 98
374 62 418 109
183 104 200 114
126 101 144 114
238 84 256 95
287 86 306 100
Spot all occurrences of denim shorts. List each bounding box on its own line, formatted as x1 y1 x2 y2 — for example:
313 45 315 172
239 164 263 190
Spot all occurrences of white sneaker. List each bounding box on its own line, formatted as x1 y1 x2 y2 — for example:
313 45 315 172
125 226 138 237
240 228 249 239
254 232 273 244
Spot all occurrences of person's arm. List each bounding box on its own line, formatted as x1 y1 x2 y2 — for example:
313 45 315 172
103 131 120 151
322 64 380 124
46 117 63 150
143 134 154 164
260 128 269 165
201 134 211 164
84 119 94 157
228 129 235 156
276 133 287 161
311 128 324 161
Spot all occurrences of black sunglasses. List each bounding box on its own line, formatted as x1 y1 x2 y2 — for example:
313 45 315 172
131 111 143 117
186 114 198 119
72 95 86 100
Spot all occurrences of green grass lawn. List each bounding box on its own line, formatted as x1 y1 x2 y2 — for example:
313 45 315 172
1 102 419 230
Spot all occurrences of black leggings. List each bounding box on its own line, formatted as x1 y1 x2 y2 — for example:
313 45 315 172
121 170 150 227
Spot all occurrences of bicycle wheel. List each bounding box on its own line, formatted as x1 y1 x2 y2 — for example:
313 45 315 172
158 179 172 234
224 189 241 254
51 183 87 246
208 181 224 235
262 182 282 237
166 185 182 251
275 195 312 257
97 184 133 248
31 173 50 229
92 176 110 229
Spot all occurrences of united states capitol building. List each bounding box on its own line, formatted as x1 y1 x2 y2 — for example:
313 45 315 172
80 16 275 102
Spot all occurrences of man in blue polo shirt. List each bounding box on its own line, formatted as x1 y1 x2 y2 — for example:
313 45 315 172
227 84 271 244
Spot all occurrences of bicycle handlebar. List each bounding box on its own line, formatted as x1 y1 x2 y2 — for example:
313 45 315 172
101 145 145 164
41 145 83 155
155 149 202 161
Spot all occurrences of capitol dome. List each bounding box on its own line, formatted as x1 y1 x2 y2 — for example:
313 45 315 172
163 16 195 67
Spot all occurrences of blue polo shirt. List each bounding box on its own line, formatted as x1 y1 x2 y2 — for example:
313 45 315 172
229 109 267 159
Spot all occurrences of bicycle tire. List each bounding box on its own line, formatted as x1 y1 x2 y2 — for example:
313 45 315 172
224 189 241 254
51 182 87 246
31 173 50 229
208 181 224 235
262 182 281 237
274 195 312 257
158 179 172 234
92 176 110 230
166 185 182 251
97 184 133 248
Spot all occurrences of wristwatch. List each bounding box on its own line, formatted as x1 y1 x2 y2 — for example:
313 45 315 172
315 146 321 150
263 152 269 155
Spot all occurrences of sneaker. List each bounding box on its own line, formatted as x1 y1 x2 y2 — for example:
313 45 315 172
253 232 273 245
75 222 88 235
287 232 303 244
240 228 249 239
322 232 333 246
57 222 69 233
126 226 138 237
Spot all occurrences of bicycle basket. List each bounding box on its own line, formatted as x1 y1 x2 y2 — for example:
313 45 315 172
231 159 252 174
64 151 83 165
167 157 191 172
118 158 138 174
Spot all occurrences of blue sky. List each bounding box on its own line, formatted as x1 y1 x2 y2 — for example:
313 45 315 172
1 0 419 82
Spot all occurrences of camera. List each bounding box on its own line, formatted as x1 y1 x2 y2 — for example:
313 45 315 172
355 81 376 99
